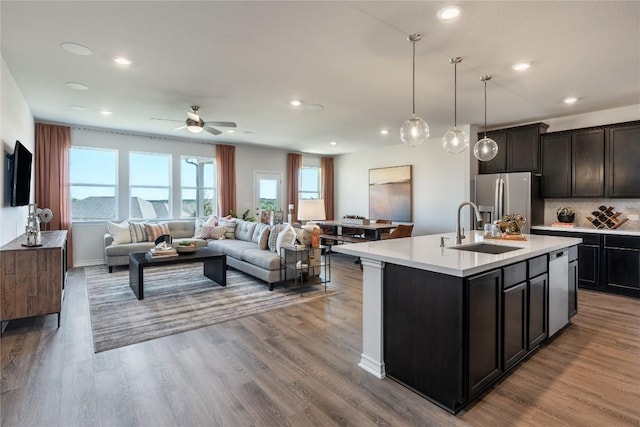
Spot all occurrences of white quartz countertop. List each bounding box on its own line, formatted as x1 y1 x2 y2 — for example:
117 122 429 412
532 225 640 236
332 231 582 277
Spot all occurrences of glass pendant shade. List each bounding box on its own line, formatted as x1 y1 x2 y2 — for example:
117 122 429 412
473 136 498 161
401 114 429 147
474 75 498 161
443 127 469 154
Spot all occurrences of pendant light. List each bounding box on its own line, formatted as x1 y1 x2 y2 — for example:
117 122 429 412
473 75 498 161
400 33 429 147
442 57 469 154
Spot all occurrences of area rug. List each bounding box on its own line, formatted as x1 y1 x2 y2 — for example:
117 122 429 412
85 264 337 352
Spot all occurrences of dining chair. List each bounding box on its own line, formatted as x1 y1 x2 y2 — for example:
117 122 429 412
380 224 414 240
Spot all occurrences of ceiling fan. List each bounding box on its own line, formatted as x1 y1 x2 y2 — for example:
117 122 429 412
151 106 237 136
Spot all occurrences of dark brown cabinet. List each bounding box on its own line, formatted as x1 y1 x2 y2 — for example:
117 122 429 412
572 128 605 197
603 235 640 298
502 262 528 371
541 133 571 198
528 273 548 349
479 123 548 174
467 269 502 398
607 123 640 198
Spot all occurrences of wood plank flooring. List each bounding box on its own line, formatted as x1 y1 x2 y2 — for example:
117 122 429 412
1 254 639 426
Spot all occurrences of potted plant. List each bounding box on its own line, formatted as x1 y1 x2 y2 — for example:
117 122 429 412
556 206 575 223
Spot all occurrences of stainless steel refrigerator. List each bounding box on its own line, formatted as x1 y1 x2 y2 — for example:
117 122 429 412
473 172 544 234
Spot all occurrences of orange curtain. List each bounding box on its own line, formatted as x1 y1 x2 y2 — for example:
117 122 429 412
216 144 236 216
321 156 334 220
287 153 301 222
35 123 73 268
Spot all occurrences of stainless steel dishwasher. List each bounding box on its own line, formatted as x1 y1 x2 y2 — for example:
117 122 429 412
548 249 569 337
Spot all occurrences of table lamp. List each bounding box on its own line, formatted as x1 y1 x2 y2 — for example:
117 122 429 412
297 199 326 224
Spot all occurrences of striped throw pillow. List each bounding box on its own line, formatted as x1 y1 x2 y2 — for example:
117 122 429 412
219 219 237 239
268 224 285 252
144 222 170 242
129 222 148 243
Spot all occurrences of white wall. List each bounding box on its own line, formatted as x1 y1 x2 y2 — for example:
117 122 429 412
335 125 477 236
0 56 35 246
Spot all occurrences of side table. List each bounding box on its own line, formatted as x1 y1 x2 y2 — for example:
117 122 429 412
280 245 331 295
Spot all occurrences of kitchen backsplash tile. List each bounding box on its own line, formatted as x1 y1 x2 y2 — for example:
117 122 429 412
544 199 640 231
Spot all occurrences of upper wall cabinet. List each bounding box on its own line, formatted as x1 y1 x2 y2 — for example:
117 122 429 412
478 123 548 174
542 120 640 199
607 122 640 198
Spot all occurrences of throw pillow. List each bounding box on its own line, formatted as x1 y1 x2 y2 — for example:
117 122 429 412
204 215 219 227
107 220 131 244
219 219 237 239
144 222 170 242
268 224 285 252
258 226 271 250
199 225 227 240
276 224 297 255
129 222 148 243
193 218 205 238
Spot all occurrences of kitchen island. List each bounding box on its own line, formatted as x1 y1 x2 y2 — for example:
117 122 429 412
332 231 582 413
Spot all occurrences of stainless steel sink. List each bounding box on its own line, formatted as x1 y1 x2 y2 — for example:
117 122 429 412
452 243 522 254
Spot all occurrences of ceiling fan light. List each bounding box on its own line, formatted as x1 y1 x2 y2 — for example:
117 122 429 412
443 127 469 154
400 115 429 147
473 137 499 161
187 125 203 134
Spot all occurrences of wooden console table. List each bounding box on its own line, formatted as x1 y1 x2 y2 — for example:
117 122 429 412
0 230 68 330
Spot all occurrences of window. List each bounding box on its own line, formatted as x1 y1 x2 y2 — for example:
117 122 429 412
299 166 321 200
129 152 171 219
180 156 216 219
70 147 117 221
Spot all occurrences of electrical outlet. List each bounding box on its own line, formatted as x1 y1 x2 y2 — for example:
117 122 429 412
628 214 639 221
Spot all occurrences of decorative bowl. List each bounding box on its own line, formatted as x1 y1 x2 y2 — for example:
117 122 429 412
557 213 575 223
176 242 197 253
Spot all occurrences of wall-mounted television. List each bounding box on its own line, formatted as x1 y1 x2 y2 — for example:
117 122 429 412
8 140 33 206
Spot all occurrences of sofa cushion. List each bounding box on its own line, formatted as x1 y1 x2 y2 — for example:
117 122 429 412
234 220 257 242
219 219 237 239
258 226 270 250
268 224 285 252
240 247 282 271
107 220 131 244
168 220 197 239
129 222 148 243
105 241 154 256
196 225 226 240
208 239 255 259
145 222 170 242
276 224 297 255
251 223 270 243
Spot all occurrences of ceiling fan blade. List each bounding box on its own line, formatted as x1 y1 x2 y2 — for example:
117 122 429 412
150 117 183 122
172 125 187 131
187 111 200 122
206 121 237 128
204 126 222 136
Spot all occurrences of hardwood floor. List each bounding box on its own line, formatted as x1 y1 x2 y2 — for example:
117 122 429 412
1 254 639 426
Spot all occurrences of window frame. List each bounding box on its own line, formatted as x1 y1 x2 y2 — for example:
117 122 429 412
129 151 172 219
69 146 118 222
180 155 217 219
299 166 322 200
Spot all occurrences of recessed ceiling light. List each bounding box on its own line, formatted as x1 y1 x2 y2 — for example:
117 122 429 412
227 129 235 134
437 5 462 21
512 62 531 71
68 105 86 111
306 103 324 111
61 42 92 56
563 97 578 104
65 82 89 90
243 130 254 134
329 141 337 146
113 56 132 65
380 129 389 135
290 100 302 106
100 110 113 116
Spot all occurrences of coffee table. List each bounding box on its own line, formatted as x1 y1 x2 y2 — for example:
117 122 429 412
128 248 226 300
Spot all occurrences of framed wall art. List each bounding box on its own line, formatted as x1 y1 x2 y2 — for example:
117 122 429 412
369 165 412 222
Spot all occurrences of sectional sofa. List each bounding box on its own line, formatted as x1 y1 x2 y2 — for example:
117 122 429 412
104 219 317 290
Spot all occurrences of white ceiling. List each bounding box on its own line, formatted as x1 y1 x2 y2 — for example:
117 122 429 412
2 1 639 155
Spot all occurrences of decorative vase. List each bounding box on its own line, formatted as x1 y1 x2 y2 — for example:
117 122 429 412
557 213 575 223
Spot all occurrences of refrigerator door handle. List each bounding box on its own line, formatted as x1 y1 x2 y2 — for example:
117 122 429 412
494 178 500 220
503 177 509 215
498 178 505 219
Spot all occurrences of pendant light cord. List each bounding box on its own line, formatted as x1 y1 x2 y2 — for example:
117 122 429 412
454 61 457 127
411 40 416 115
483 79 488 138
